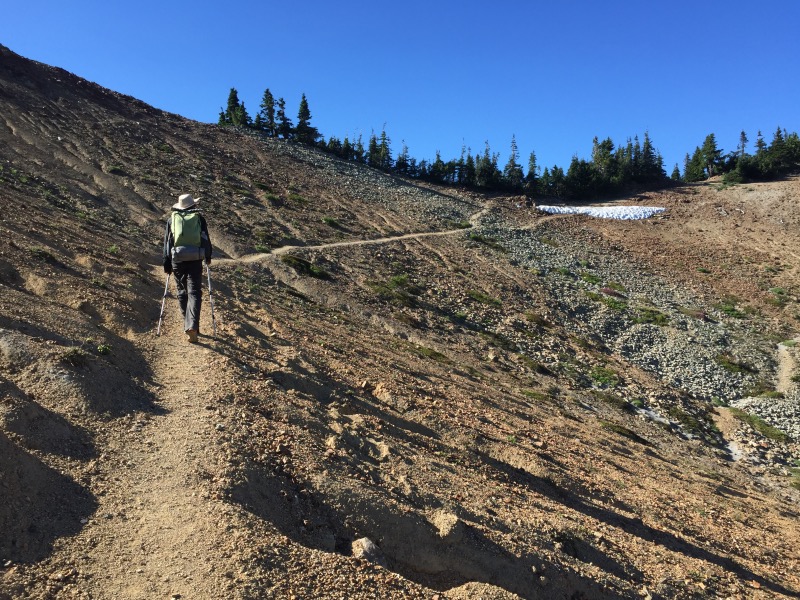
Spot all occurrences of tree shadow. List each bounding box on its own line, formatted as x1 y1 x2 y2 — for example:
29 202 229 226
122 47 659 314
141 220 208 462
477 450 798 597
0 431 97 563
0 377 96 460
231 459 627 600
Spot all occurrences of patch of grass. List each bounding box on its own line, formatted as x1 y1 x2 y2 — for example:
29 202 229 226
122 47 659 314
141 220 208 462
107 165 126 176
591 390 634 412
525 311 551 328
668 406 701 432
108 244 120 255
679 306 708 321
447 220 472 229
539 236 558 247
790 467 800 490
96 344 111 356
715 353 757 374
635 306 669 326
467 289 501 307
697 267 711 274
580 271 602 284
555 267 573 277
30 247 55 262
280 255 330 279
60 347 89 367
254 244 272 253
714 298 748 319
728 407 789 442
602 296 627 311
368 274 423 307
600 421 650 445
321 216 341 228
468 233 507 252
254 181 272 191
409 344 449 362
590 365 620 388
287 192 307 204
782 339 798 347
522 390 551 402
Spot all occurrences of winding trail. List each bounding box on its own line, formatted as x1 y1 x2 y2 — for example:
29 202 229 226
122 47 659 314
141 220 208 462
225 205 494 265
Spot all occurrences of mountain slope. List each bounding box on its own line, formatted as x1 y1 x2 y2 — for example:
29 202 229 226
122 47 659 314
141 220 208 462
1 45 799 599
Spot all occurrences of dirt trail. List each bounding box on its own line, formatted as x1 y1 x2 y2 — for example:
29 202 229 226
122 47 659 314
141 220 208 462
776 338 799 394
76 284 241 599
233 205 494 264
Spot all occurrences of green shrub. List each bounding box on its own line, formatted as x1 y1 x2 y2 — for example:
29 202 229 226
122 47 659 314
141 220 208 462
467 290 501 306
600 421 650 445
591 366 620 388
715 353 757 374
368 274 422 307
580 271 601 284
280 255 330 279
468 233 506 252
635 306 669 326
728 407 789 442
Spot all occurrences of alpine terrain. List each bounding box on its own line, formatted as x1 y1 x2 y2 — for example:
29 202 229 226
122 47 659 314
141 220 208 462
1 45 799 599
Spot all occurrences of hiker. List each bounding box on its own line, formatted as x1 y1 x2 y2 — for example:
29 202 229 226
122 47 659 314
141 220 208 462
162 193 213 343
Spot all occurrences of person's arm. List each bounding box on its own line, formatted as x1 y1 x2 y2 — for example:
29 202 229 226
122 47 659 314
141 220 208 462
162 219 173 272
200 215 213 264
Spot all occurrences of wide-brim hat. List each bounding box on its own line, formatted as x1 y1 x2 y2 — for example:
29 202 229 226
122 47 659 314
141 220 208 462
173 193 200 210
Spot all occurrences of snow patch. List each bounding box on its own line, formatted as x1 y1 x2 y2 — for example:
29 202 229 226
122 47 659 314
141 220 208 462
538 205 666 220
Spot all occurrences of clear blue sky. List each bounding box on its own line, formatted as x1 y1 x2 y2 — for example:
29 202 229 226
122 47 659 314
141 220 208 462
4 1 799 176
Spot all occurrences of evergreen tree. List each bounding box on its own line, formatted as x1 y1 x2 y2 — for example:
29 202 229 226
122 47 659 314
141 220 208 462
738 130 749 158
221 88 251 127
259 88 277 136
685 147 706 182
700 133 722 177
341 136 354 161
276 98 293 139
378 129 393 171
503 135 524 191
295 93 320 144
755 130 767 155
525 150 539 195
354 134 366 163
367 133 380 168
464 151 477 187
671 164 681 181
396 141 411 175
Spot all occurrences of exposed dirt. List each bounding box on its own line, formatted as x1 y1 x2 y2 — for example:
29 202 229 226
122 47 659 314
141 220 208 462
1 44 800 600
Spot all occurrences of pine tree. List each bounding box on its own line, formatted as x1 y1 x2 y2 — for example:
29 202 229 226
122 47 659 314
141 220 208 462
700 133 722 177
221 88 251 127
525 150 539 195
295 93 320 145
396 142 410 175
378 129 393 171
367 133 380 168
671 164 681 181
738 130 748 157
276 98 293 139
503 135 524 191
464 150 476 187
685 147 706 182
259 88 277 136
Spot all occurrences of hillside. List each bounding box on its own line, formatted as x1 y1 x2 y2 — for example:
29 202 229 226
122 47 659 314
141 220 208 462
1 44 799 600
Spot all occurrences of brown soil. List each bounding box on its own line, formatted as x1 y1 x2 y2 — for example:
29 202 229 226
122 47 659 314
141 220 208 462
1 44 799 599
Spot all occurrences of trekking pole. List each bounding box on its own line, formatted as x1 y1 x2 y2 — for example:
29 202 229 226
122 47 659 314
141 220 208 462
157 273 171 336
206 262 217 338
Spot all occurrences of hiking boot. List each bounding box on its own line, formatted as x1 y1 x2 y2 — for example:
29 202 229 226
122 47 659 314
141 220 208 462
186 329 198 343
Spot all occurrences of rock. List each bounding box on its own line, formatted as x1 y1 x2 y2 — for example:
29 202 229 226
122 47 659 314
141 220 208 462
430 510 465 544
352 537 386 567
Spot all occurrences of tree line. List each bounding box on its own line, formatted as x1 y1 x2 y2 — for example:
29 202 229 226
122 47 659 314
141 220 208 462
219 87 799 200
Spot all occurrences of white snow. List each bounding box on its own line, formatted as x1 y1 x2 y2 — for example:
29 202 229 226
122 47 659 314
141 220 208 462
537 205 666 220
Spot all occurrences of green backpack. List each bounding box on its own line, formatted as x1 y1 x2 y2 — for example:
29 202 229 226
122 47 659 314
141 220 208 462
171 210 202 247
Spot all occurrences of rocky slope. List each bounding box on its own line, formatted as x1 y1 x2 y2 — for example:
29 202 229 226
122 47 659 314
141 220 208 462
1 44 799 599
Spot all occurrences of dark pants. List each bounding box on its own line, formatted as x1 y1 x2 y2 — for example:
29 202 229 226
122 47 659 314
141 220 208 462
173 260 203 332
